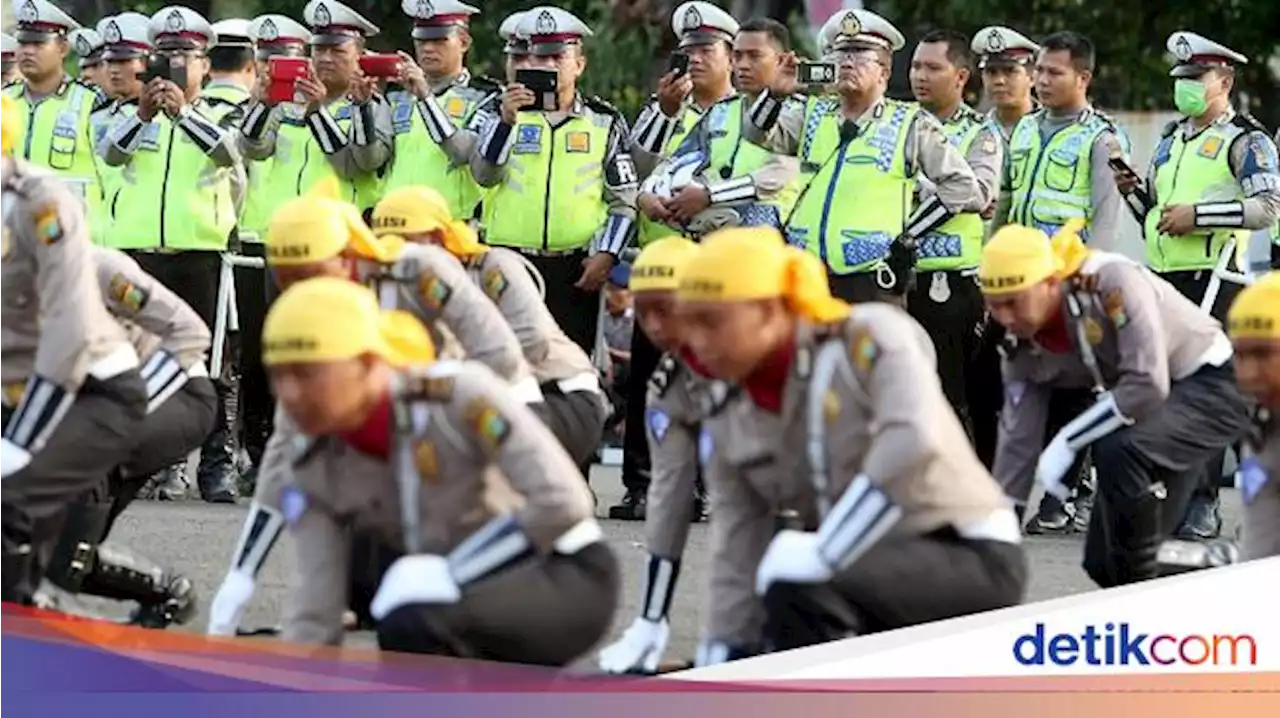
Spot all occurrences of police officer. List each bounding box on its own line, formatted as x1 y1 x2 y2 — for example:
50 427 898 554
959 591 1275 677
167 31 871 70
41 245 212 627
744 9 983 304
69 28 105 90
2 95 146 605
206 20 256 110
99 6 244 503
4 0 107 208
239 0 392 213
497 11 529 83
383 0 497 222
617 17 800 520
981 222 1250 586
630 2 739 193
261 278 618 664
1226 273 1280 560
471 6 640 354
996 31 1129 249
372 186 607 469
970 27 1039 142
598 237 725 673
1 33 18 84
1115 31 1280 539
675 227 1025 664
906 30 1003 468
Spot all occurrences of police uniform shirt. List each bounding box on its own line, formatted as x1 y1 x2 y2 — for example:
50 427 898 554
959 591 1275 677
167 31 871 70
993 253 1232 500
1240 409 1280 560
282 361 595 645
923 104 1004 216
91 246 210 371
700 306 1013 647
2 157 136 445
386 68 497 180
467 247 597 384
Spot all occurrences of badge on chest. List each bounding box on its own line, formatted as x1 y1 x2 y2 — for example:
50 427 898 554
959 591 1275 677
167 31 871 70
415 439 440 483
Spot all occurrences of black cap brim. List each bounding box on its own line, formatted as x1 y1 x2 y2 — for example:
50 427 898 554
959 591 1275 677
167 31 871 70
412 26 462 41
529 41 577 56
103 46 149 61
678 30 732 48
256 46 306 61
1170 63 1216 78
310 33 361 46
15 29 62 43
155 38 206 52
979 55 1030 70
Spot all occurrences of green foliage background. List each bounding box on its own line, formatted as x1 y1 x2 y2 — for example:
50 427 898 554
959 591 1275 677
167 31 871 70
47 0 1280 128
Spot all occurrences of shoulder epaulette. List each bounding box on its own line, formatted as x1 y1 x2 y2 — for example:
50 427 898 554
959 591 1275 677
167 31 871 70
1160 119 1179 139
1231 112 1270 136
585 95 622 118
400 372 458 403
648 353 680 397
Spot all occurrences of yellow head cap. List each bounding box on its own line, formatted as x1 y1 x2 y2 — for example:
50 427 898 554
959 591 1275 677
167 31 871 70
1227 272 1280 341
677 226 851 323
266 195 390 266
371 186 486 257
1 94 21 156
262 277 435 367
630 236 699 293
978 219 1088 295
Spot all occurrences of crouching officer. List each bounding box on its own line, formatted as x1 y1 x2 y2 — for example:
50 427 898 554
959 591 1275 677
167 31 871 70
599 236 728 674
2 98 146 605
677 227 1025 663
1226 274 1280 560
263 278 619 664
43 246 213 626
471 6 640 353
981 221 1251 587
372 186 606 469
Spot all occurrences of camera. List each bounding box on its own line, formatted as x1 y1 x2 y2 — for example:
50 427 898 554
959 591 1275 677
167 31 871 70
798 61 836 87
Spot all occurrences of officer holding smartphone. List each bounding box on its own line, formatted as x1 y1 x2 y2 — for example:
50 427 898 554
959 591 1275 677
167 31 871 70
471 6 640 356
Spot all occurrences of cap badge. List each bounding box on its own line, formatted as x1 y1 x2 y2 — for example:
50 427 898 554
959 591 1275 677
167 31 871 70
839 12 861 38
74 35 91 55
682 7 702 32
418 0 434 18
259 18 279 41
986 29 1006 53
104 21 122 44
1174 36 1193 62
18 1 37 24
535 9 556 35
314 3 332 27
165 9 185 33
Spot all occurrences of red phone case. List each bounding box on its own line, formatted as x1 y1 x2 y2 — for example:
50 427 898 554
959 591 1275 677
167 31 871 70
358 54 402 78
267 57 309 104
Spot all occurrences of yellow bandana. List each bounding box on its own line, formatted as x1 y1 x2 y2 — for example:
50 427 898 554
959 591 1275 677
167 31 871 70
1227 272 1280 341
630 236 699 292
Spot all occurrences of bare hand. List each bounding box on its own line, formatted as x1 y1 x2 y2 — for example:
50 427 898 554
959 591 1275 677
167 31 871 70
772 52 801 96
155 79 186 116
638 192 673 222
656 69 692 117
1156 204 1196 236
397 51 430 99
665 184 711 223
575 252 615 291
501 83 536 125
980 201 997 220
349 74 377 104
137 78 161 121
295 74 328 113
1114 166 1142 195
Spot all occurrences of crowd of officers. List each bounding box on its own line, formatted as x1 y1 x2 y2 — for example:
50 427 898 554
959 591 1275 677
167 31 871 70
3 0 1280 672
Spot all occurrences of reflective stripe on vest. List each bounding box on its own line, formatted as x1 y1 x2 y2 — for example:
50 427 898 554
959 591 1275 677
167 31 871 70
918 113 986 271
102 114 235 251
482 112 610 252
786 98 916 275
1007 110 1124 241
384 87 487 220
637 104 703 246
1144 123 1249 272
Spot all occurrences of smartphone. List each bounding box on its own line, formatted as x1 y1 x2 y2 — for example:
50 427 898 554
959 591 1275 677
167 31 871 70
667 52 690 77
358 53 403 79
797 61 836 86
1107 155 1139 179
268 56 310 104
516 68 558 112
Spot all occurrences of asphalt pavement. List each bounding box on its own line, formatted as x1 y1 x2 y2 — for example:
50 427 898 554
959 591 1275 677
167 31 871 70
93 466 1243 663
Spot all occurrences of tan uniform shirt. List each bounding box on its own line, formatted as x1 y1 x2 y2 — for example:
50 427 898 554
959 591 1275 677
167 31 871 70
282 361 594 645
993 252 1229 501
703 307 1011 646
1241 410 1280 561
644 354 728 561
2 156 134 393
465 247 595 384
91 246 210 369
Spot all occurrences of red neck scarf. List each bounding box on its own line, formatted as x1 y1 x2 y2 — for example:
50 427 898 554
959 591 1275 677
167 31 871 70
742 338 796 413
677 348 712 378
1034 304 1073 354
338 392 393 459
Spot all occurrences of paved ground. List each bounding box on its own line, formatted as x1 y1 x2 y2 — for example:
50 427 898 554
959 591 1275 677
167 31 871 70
91 466 1242 663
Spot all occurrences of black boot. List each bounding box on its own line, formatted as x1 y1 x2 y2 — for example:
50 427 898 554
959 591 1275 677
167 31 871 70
692 477 708 522
1175 494 1222 540
80 544 197 628
197 424 238 503
1025 495 1074 534
609 489 647 521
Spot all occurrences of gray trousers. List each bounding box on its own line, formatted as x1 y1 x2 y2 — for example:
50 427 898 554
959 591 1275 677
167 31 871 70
2 372 147 604
1083 362 1250 587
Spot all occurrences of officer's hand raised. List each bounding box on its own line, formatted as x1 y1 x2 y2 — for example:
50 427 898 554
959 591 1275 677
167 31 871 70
296 74 328 114
155 79 186 117
397 52 430 99
770 52 801 97
349 74 377 104
656 69 692 117
138 78 161 121
500 83 536 125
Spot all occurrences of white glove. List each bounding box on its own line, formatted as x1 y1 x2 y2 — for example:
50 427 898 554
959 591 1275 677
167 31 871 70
754 529 832 596
207 570 255 636
597 617 670 674
1 438 32 479
370 554 461 621
1035 431 1076 502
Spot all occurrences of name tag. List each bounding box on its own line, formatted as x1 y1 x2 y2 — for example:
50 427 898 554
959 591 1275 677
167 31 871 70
392 101 413 134
513 123 542 154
